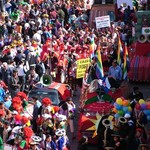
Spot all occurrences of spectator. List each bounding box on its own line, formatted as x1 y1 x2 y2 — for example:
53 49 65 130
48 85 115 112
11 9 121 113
8 69 20 98
32 96 41 133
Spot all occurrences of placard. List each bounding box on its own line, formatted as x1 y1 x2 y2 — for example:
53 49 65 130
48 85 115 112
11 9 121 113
117 0 133 8
76 58 90 79
95 15 110 29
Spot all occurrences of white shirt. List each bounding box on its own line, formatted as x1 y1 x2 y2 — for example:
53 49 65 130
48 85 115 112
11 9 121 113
17 64 25 76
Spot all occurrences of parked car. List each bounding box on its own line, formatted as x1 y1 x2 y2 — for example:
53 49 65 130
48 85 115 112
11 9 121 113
24 82 72 118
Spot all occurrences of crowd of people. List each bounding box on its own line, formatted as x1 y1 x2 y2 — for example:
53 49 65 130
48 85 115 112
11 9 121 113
0 0 149 149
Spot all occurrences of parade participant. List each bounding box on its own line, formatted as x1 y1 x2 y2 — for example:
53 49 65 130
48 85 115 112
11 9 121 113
41 134 56 150
78 136 88 150
135 128 147 148
139 144 149 150
16 91 28 110
59 100 76 140
108 59 122 88
111 132 120 150
129 86 144 102
2 120 11 143
87 57 98 83
55 128 69 150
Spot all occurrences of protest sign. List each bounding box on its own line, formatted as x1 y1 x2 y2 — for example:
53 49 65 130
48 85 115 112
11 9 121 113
76 58 90 79
95 15 110 29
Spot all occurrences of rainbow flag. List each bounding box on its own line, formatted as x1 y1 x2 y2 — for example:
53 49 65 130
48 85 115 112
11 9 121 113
117 36 123 66
95 45 104 79
123 43 129 80
90 36 95 59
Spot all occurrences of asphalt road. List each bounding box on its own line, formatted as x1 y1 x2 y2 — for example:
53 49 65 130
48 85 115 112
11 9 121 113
68 81 150 150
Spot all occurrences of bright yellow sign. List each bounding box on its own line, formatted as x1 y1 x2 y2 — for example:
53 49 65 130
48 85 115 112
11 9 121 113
76 58 90 79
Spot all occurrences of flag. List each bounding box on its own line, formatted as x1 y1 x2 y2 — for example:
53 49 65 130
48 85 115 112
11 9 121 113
95 45 104 79
117 36 123 66
85 92 99 105
90 36 95 59
123 43 129 80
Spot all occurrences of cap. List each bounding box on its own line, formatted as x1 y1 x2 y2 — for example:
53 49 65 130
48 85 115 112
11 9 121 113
42 114 52 120
30 64 36 69
57 114 67 122
12 110 18 115
124 113 131 119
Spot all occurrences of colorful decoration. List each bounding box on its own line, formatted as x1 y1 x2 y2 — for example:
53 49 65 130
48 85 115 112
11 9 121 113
86 112 102 138
113 97 131 119
42 97 52 106
136 99 150 121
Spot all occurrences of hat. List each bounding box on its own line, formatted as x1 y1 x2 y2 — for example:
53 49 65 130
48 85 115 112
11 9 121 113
124 113 131 119
29 141 40 145
30 64 36 69
118 117 127 124
42 114 52 120
102 119 111 127
57 114 67 122
140 144 149 148
136 128 144 133
31 135 42 142
139 144 149 148
12 126 23 134
0 109 5 116
12 110 18 115
55 129 66 136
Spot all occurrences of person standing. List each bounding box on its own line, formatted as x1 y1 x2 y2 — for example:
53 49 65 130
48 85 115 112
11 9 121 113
108 59 122 88
17 60 26 91
1 62 12 86
8 69 20 98
32 96 41 133
35 57 45 79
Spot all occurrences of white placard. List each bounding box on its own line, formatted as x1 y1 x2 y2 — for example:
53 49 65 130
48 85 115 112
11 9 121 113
142 27 150 35
95 15 110 29
117 0 133 9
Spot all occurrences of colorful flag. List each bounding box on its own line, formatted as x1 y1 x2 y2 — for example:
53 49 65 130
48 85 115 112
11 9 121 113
90 36 95 59
117 36 123 66
123 43 129 80
95 45 104 79
85 92 99 105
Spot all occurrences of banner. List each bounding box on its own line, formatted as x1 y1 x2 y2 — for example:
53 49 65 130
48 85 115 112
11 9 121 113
117 0 133 8
76 58 90 79
95 15 110 29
